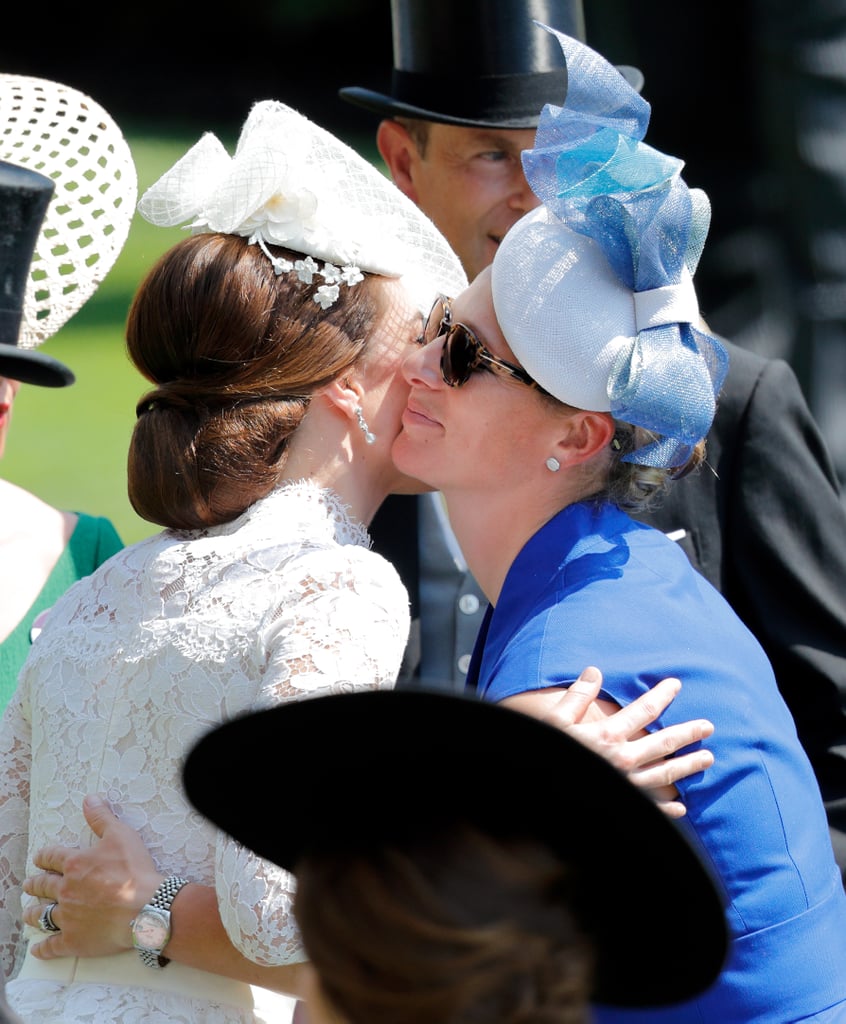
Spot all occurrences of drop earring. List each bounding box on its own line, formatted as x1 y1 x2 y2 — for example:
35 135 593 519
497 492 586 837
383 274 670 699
545 456 561 472
356 406 376 445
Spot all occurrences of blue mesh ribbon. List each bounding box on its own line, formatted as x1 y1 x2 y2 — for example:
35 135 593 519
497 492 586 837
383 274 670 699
524 26 728 468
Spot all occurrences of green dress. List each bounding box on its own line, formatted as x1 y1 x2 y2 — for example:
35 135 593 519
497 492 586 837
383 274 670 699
0 513 123 711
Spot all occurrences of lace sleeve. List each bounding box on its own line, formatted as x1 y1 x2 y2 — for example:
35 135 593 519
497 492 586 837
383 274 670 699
0 685 33 981
215 546 409 965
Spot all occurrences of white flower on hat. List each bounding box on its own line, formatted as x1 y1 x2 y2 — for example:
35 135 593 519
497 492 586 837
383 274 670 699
240 182 319 245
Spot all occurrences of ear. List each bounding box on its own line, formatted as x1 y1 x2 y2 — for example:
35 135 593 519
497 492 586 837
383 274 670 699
376 119 420 203
322 376 362 425
552 410 616 468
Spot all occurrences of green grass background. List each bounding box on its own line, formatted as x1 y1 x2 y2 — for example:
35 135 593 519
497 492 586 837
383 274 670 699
5 131 379 547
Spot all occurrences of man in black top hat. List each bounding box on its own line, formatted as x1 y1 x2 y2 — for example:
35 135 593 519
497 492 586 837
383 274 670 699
342 0 640 284
343 0 566 282
341 0 846 879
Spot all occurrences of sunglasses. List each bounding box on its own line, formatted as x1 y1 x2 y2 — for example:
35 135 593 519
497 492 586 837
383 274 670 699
423 296 543 391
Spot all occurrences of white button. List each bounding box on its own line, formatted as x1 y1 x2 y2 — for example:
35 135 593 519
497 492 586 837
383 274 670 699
458 594 480 615
457 654 472 674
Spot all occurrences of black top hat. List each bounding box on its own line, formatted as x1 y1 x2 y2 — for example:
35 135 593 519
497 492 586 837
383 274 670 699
183 689 728 1009
340 0 643 129
0 161 74 387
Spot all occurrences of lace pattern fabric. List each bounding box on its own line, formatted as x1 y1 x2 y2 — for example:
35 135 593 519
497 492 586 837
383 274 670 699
0 480 409 1023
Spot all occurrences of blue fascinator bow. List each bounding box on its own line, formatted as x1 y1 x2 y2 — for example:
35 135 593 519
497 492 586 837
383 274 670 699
523 26 729 468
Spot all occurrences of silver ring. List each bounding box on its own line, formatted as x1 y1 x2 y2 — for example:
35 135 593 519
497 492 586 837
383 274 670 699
38 902 60 933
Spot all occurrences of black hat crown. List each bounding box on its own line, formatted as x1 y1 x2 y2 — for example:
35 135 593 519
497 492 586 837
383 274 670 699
0 161 74 387
340 0 641 128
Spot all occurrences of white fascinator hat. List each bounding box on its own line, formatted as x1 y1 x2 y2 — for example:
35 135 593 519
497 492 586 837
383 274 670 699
138 100 468 316
0 75 137 385
491 27 728 470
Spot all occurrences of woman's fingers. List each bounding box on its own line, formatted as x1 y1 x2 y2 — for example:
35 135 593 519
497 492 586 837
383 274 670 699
610 718 715 774
629 746 715 789
596 677 682 738
23 869 63 900
541 666 604 728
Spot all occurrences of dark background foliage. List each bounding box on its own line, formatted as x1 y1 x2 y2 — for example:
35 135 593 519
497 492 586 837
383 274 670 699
3 0 394 143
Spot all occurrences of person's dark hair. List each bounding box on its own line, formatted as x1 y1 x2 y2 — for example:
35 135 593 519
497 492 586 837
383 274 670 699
126 233 383 530
295 824 595 1024
395 117 431 158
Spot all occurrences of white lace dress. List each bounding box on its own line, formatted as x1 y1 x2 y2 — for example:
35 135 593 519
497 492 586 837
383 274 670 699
0 480 409 1024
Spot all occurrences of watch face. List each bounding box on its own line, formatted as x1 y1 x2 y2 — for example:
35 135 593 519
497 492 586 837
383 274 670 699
132 908 169 950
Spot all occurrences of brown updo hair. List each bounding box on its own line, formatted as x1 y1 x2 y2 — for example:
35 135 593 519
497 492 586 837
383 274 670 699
294 824 595 1024
126 233 384 530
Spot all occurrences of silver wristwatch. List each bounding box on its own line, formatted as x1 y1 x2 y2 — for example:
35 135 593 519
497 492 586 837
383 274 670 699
130 875 190 969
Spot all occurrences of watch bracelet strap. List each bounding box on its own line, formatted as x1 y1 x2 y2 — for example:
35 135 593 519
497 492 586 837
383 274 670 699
138 875 190 968
139 945 168 969
150 875 190 913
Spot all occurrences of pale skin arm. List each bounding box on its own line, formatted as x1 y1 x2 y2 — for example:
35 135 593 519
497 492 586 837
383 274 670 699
503 666 714 819
21 795 307 999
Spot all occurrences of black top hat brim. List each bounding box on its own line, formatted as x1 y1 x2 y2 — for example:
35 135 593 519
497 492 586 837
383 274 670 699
0 345 75 387
339 64 643 130
183 689 727 1009
340 75 565 130
339 1 643 128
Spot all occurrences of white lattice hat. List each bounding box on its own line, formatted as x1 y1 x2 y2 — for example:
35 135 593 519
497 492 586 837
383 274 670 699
138 100 467 315
0 74 137 383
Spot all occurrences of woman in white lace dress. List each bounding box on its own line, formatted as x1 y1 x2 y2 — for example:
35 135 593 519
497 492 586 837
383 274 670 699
0 100 468 1024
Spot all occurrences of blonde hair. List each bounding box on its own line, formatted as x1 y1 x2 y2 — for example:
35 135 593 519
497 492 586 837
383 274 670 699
605 423 707 512
537 392 707 513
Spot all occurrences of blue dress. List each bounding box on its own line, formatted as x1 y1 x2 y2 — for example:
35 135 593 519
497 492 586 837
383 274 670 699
470 501 846 1022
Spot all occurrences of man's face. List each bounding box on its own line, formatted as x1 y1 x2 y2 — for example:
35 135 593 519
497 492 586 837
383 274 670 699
403 123 540 281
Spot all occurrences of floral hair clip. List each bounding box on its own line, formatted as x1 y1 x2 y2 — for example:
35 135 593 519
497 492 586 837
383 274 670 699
251 242 365 310
137 100 468 315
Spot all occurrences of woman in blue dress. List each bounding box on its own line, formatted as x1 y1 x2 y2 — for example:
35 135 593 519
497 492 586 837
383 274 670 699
393 27 846 1023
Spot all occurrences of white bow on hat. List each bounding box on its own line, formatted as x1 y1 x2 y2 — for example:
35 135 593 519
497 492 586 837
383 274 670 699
137 100 468 316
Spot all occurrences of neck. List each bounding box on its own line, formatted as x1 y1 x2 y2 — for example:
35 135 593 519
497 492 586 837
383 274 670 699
279 408 392 528
443 482 587 605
